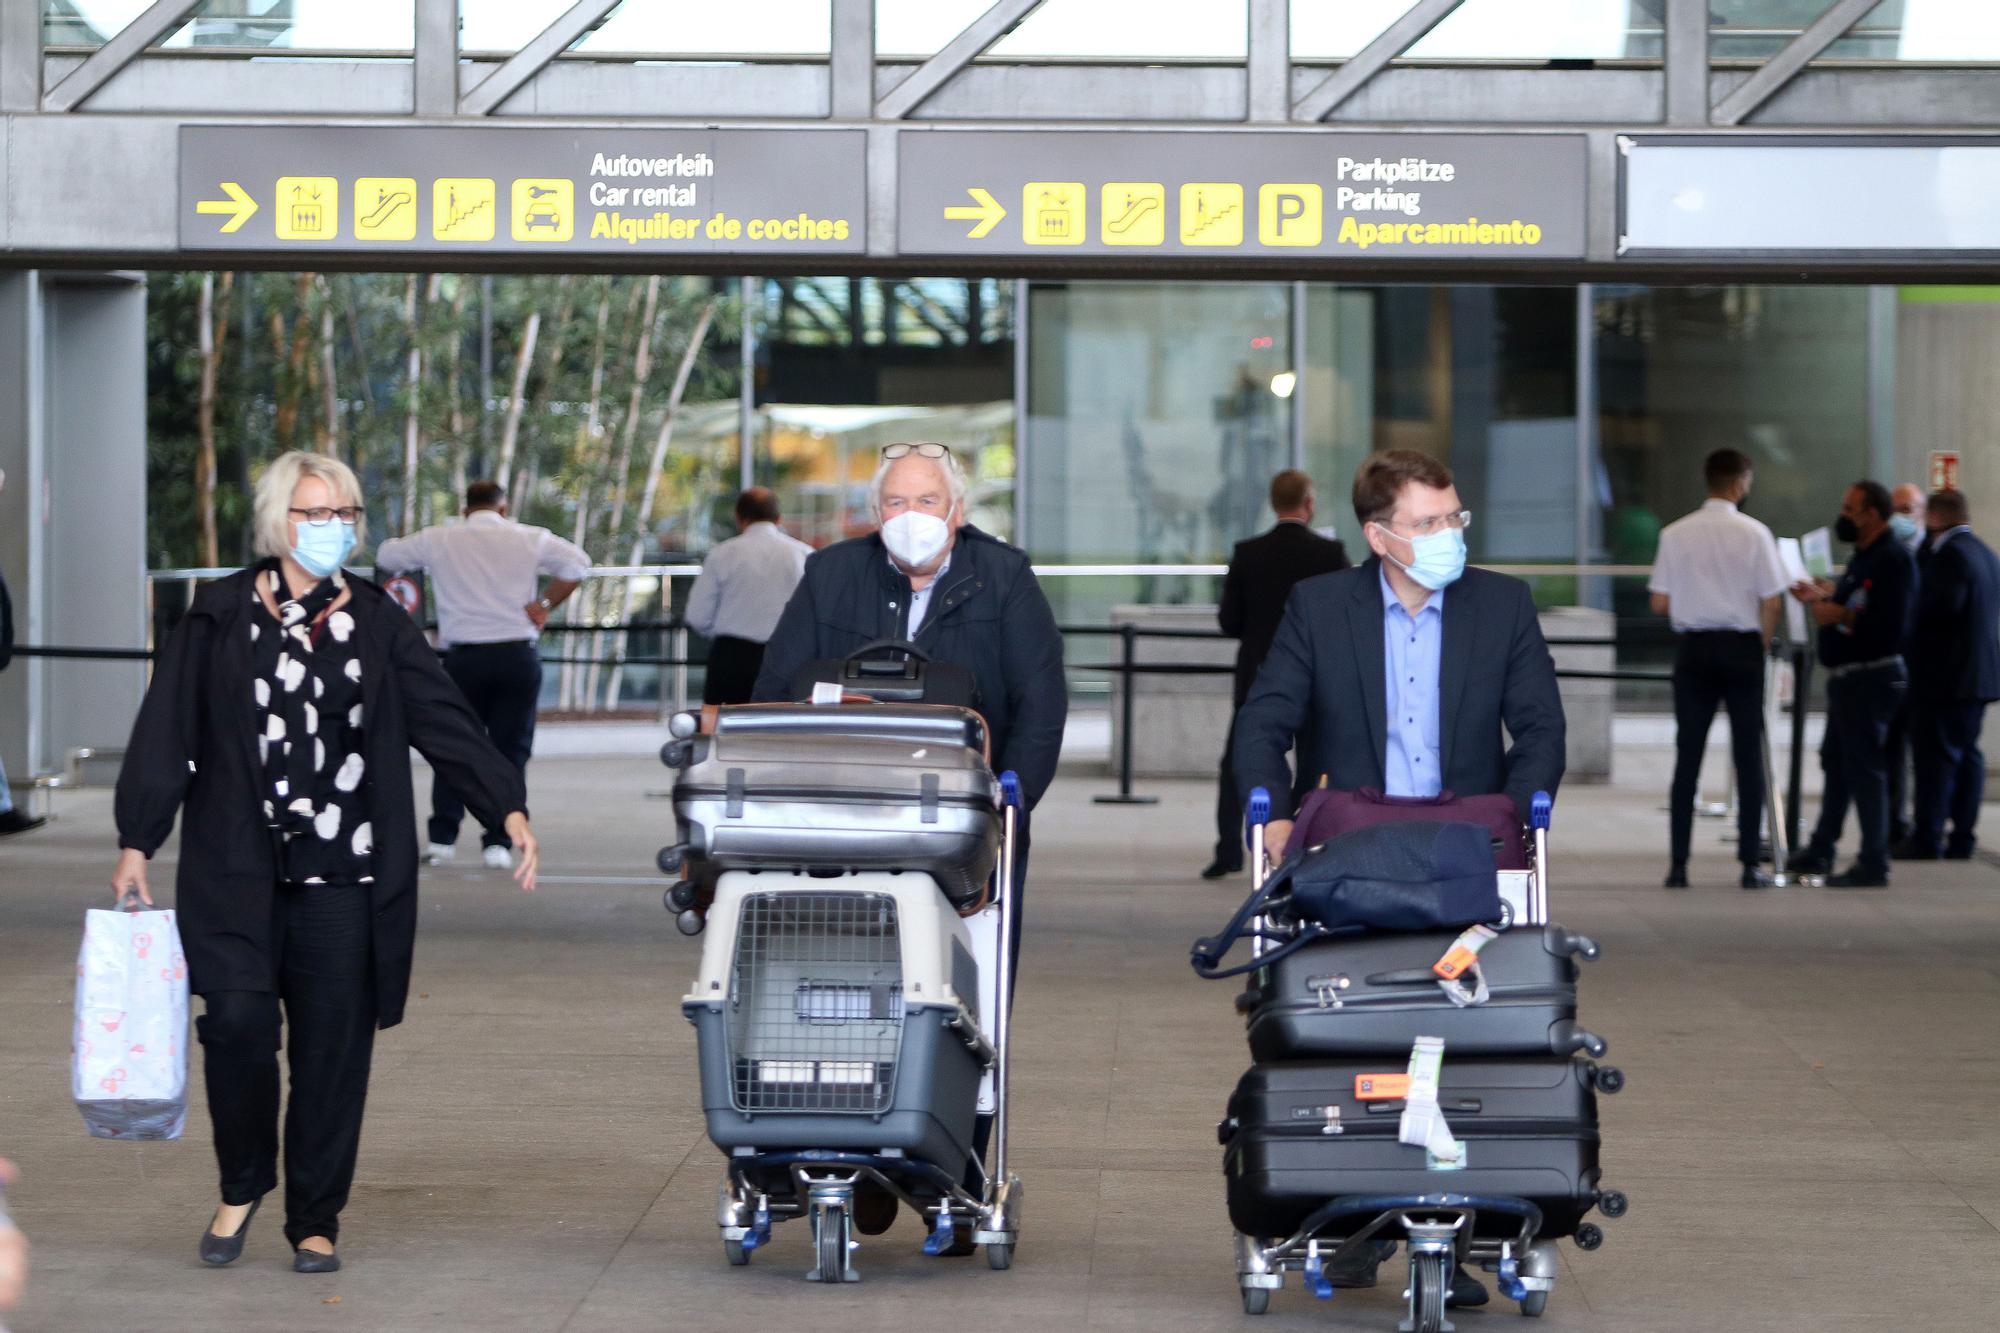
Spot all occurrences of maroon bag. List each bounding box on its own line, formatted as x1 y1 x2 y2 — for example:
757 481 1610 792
1283 787 1527 869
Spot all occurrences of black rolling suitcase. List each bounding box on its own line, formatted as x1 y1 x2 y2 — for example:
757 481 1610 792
1239 924 1607 1062
1220 1057 1622 1241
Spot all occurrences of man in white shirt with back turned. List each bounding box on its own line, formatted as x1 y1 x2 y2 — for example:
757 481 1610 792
684 487 811 704
1649 448 1788 891
376 480 591 868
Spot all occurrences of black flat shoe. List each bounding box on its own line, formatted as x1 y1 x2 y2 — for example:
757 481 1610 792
1447 1264 1489 1306
1785 848 1833 875
0 809 47 837
1200 858 1243 880
199 1197 260 1266
292 1246 341 1274
1740 867 1775 890
1889 839 1939 861
1663 864 1688 889
1826 866 1890 889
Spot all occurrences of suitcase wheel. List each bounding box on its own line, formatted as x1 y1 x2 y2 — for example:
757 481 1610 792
1597 1190 1629 1219
1573 1223 1604 1251
1594 1065 1625 1095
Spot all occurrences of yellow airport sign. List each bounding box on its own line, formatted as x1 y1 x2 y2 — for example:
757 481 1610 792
944 187 1007 239
354 178 417 241
1179 183 1243 246
273 177 338 241
1022 182 1085 246
1258 183 1323 247
511 178 574 242
1100 182 1165 246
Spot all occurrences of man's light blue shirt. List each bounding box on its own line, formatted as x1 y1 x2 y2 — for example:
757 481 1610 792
1382 566 1445 797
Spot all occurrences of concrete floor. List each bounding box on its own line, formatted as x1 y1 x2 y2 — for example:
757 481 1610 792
4 756 2000 1332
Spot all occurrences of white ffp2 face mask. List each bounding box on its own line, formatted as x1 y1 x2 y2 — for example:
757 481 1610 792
881 510 952 569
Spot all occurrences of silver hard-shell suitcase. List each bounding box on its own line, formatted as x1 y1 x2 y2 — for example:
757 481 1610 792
668 705 1001 909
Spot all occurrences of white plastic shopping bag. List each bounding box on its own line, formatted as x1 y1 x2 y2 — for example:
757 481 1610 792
72 900 189 1140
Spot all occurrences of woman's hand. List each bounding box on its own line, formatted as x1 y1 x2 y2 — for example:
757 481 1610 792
503 812 538 892
111 848 152 907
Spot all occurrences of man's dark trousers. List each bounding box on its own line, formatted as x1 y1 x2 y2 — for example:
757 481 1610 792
702 634 766 706
1885 701 1912 842
430 641 541 849
1805 662 1907 876
1908 700 1987 856
1669 630 1767 867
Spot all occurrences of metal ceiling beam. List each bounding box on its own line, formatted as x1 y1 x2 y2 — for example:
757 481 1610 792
412 0 457 115
1291 0 1464 122
1712 0 1886 126
830 0 874 120
41 0 200 112
874 0 1046 121
1662 0 1708 126
459 0 622 117
1246 0 1289 122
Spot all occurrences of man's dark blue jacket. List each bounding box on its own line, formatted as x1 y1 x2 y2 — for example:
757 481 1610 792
1912 529 2000 704
752 524 1069 810
1232 557 1566 821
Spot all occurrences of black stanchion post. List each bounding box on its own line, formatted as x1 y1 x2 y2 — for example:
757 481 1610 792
1094 622 1159 806
1786 644 1810 854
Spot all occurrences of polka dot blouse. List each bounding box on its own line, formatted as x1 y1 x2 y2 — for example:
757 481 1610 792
251 564 374 885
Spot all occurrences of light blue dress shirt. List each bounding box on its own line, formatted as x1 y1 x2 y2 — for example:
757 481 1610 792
1381 567 1444 797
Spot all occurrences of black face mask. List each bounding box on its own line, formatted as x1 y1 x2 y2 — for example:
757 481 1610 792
1834 515 1860 544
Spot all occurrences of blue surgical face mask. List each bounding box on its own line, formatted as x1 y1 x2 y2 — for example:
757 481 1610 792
292 520 357 579
1889 513 1919 544
1380 524 1467 592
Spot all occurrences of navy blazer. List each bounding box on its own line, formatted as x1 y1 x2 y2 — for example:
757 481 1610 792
1231 557 1566 821
1218 522 1351 706
1912 529 2000 705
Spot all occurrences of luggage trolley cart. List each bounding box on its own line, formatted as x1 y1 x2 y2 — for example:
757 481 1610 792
1228 789 1625 1328
660 705 1025 1283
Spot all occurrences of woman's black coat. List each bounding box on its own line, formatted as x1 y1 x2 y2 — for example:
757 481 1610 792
114 568 527 1030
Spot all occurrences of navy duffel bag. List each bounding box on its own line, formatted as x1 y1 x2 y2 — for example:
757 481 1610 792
1190 820 1501 980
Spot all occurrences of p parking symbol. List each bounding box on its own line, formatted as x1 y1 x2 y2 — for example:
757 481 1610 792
1258 183 1322 247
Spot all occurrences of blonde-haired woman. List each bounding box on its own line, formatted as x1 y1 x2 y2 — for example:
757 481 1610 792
112 451 540 1273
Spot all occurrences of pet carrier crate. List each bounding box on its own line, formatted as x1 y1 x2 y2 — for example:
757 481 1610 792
684 870 990 1170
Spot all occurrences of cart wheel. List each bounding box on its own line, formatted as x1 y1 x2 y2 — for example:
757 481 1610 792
1518 1290 1548 1318
1599 1190 1629 1219
986 1241 1014 1271
724 1237 750 1267
812 1202 854 1283
1411 1251 1450 1333
1240 1286 1271 1315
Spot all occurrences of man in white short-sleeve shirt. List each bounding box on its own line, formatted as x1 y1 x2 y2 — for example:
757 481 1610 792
1649 448 1788 890
375 480 591 868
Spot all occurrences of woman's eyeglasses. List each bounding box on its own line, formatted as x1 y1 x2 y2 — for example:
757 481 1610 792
881 443 951 460
290 507 363 526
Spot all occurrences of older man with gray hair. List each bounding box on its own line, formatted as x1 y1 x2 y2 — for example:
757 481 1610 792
753 441 1066 1242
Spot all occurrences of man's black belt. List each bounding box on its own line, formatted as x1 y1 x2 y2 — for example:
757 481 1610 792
448 639 536 650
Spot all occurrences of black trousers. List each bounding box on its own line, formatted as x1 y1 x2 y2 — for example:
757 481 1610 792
1213 709 1245 867
1807 663 1908 876
430 641 541 848
702 635 767 706
197 881 377 1248
1909 699 1988 855
1668 632 1767 867
1886 700 1912 841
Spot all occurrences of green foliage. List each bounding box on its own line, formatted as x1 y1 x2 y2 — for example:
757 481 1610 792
144 271 741 569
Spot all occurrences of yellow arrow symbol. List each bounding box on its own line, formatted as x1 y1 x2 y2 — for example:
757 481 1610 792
944 187 1006 240
196 181 259 234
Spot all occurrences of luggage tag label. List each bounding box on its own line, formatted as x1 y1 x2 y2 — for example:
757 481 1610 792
1354 1073 1410 1101
1433 924 1499 981
1398 1036 1465 1169
810 681 845 705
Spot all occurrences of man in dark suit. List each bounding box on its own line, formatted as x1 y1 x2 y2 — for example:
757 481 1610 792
1234 450 1567 871
1232 448 1564 1306
1203 470 1349 878
1894 488 2000 861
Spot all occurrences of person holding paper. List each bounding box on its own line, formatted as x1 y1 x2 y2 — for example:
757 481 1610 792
1648 449 1788 890
1786 480 1917 888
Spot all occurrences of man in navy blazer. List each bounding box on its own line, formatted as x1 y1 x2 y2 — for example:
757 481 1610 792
1895 487 2000 860
1233 449 1567 871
